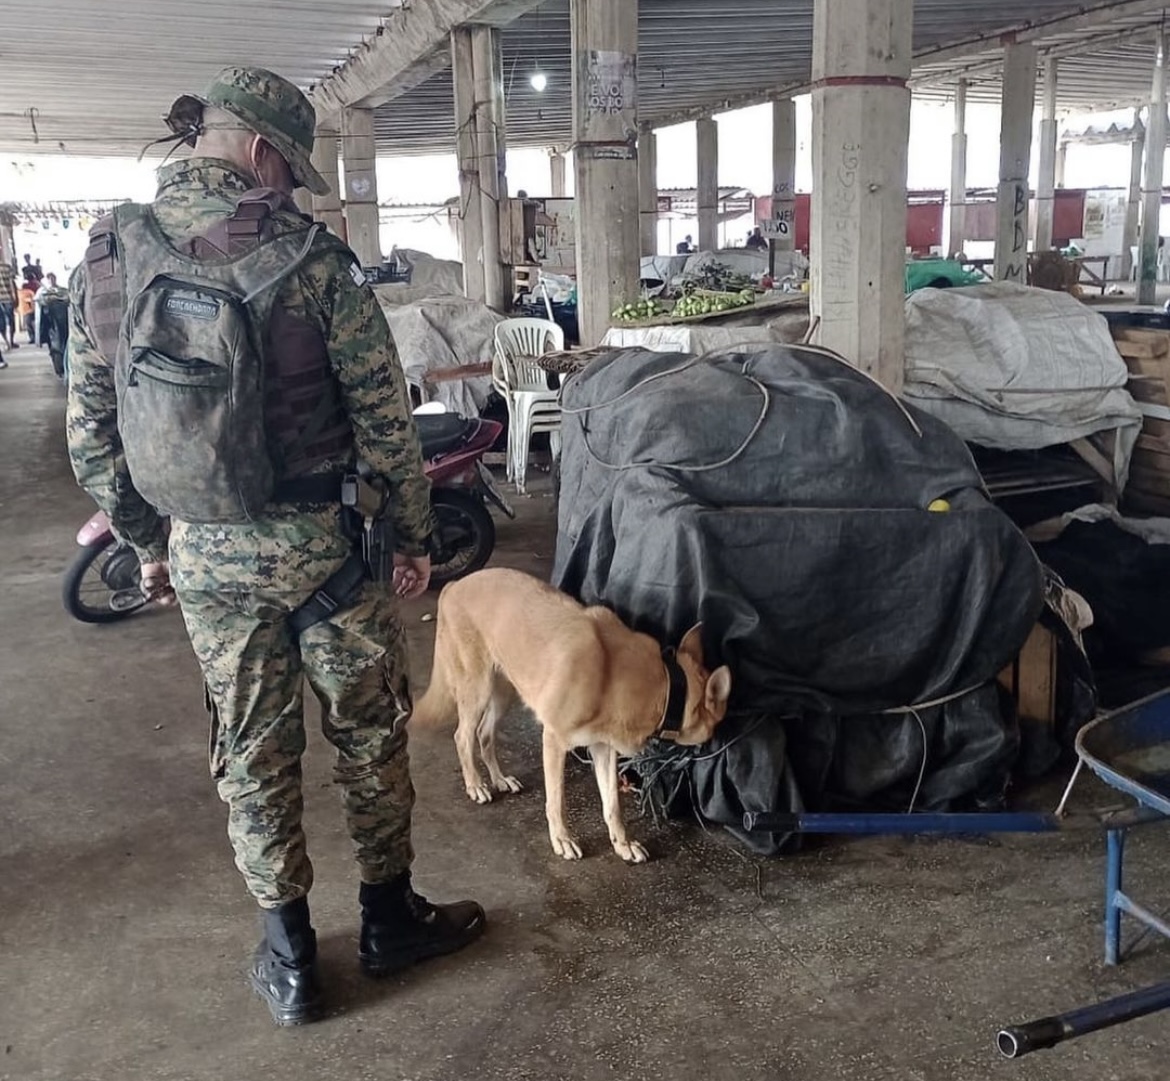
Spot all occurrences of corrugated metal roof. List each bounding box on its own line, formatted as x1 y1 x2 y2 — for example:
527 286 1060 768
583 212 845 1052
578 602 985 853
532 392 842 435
2 0 1168 159
1 0 393 155
912 7 1170 111
379 0 1166 152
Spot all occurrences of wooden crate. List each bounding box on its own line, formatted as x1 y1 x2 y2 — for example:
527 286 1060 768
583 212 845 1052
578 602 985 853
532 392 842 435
1113 329 1170 406
1127 377 1170 407
1111 327 1170 513
1113 327 1170 360
998 623 1059 728
1125 488 1170 516
1140 415 1170 443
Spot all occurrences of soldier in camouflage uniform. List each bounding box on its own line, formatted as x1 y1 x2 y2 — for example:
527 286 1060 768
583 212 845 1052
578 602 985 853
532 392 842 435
65 68 484 1026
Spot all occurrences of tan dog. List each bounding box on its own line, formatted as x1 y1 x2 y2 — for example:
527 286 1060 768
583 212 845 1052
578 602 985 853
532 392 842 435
411 568 733 863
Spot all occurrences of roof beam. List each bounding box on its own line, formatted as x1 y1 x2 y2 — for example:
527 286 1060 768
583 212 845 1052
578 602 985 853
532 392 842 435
651 79 810 129
309 0 542 119
912 22 1168 90
914 0 1170 69
650 0 1170 128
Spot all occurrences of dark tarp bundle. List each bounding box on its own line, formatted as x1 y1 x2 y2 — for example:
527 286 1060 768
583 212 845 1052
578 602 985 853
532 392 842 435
1035 520 1170 667
552 345 1045 853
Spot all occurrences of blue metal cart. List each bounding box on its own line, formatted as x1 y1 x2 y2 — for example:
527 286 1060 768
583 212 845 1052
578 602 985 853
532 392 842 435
1075 691 1170 965
997 691 1170 1058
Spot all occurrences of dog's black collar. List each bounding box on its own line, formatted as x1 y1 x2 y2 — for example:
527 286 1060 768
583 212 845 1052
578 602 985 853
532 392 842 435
656 647 688 740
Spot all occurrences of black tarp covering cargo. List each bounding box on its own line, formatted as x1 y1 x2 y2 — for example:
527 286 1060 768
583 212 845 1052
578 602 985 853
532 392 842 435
552 346 1045 853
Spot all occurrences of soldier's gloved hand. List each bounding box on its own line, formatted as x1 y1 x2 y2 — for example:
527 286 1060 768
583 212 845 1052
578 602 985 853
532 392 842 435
392 553 431 600
140 561 178 607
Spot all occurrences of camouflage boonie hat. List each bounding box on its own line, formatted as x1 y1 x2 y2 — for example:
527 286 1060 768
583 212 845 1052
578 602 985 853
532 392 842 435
165 66 330 196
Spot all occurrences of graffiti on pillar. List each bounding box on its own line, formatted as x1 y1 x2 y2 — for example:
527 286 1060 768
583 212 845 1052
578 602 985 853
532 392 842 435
823 144 861 285
1002 180 1028 282
585 51 636 121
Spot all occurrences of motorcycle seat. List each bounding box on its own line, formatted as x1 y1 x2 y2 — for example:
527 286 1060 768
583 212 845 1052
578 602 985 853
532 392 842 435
416 413 475 459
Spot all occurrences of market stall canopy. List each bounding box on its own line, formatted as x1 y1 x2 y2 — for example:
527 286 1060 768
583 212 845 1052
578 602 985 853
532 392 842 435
5 0 1170 158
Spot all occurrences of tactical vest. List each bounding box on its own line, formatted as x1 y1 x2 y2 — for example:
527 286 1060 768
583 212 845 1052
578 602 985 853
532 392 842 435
83 190 354 499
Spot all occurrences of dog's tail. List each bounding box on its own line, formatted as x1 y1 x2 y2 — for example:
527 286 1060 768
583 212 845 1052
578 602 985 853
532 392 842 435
409 592 458 729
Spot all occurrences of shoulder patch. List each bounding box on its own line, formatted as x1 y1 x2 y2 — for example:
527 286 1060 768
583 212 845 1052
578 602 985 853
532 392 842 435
349 262 368 288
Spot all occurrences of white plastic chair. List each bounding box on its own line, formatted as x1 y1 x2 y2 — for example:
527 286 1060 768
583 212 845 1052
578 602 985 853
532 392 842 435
490 350 517 482
493 318 565 494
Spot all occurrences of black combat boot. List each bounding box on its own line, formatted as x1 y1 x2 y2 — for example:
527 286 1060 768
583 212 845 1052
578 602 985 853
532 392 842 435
358 872 486 978
249 897 324 1026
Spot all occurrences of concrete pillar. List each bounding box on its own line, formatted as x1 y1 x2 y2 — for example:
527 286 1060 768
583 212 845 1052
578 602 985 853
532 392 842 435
1123 111 1146 281
810 0 912 392
1035 59 1059 252
473 25 507 310
481 29 508 202
452 28 485 302
772 99 797 254
310 126 346 238
639 128 658 256
948 80 969 257
1140 33 1168 305
571 0 640 345
550 150 567 197
994 43 1037 282
1055 143 1068 188
341 107 381 266
696 118 719 252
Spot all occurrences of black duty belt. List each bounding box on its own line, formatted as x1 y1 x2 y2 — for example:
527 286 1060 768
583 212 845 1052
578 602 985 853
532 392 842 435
272 473 347 505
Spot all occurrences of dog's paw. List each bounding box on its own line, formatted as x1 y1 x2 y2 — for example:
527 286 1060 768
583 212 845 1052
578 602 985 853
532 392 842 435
467 784 494 805
614 840 650 864
550 834 583 860
494 775 523 795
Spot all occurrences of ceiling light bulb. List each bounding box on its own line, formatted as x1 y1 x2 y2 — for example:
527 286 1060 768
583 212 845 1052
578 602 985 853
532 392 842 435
530 71 548 93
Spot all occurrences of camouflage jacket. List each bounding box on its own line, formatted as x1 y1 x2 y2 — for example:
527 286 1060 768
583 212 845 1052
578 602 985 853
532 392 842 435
66 158 433 564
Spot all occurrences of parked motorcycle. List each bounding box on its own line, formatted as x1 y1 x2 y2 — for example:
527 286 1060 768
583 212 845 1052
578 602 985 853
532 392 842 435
62 511 151 623
63 407 512 622
414 406 513 586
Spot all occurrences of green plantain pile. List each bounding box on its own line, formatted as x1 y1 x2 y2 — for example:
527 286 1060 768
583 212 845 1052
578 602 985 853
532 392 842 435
671 289 757 319
612 298 668 322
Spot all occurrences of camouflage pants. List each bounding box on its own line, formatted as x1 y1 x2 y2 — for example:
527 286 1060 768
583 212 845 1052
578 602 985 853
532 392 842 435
171 511 415 908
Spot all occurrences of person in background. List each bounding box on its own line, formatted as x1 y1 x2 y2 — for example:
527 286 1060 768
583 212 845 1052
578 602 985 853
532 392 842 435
17 281 37 344
746 227 768 251
0 260 18 353
21 254 43 286
37 273 70 379
676 234 696 255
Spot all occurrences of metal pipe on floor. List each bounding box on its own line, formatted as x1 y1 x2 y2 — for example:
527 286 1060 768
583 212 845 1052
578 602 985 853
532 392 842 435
997 980 1170 1059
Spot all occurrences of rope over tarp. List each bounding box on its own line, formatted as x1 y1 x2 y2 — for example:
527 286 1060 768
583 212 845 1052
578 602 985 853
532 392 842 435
554 344 1045 854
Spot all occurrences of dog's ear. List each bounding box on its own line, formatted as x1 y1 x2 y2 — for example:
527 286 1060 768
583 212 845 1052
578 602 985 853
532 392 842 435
678 623 705 663
705 666 732 716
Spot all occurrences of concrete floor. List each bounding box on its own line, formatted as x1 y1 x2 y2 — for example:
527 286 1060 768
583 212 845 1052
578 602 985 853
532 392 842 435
1 346 1168 1081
